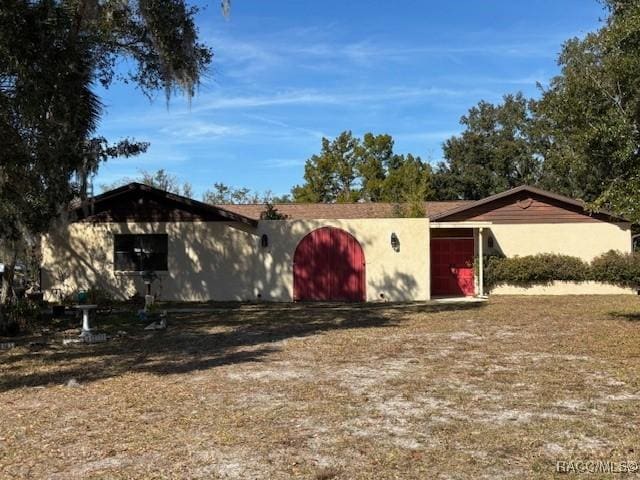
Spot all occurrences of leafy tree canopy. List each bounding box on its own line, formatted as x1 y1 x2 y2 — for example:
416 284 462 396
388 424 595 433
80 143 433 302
292 131 434 208
0 0 216 305
435 0 640 221
102 172 293 205
533 0 640 220
434 93 540 200
202 182 291 205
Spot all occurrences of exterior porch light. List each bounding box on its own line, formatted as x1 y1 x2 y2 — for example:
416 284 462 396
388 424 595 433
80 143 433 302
261 234 269 248
391 233 400 252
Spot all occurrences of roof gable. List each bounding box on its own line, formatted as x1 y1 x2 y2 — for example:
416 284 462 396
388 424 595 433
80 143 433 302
431 185 628 224
71 183 257 226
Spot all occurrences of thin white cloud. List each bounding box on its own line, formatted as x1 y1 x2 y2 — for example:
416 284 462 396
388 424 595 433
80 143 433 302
159 122 247 139
438 72 549 86
210 37 285 77
203 28 567 86
192 86 491 112
262 158 307 168
106 151 189 166
227 30 568 64
210 32 564 66
244 114 327 140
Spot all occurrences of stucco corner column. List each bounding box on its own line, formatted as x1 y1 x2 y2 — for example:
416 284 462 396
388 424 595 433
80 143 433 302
478 227 485 297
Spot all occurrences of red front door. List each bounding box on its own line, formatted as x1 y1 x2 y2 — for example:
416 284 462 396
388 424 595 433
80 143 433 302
293 227 366 302
431 238 475 297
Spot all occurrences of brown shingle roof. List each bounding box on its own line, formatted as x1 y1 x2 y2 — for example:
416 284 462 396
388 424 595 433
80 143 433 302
216 201 473 220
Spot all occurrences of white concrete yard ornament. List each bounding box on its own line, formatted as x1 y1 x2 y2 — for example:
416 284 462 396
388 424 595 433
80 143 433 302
73 304 98 337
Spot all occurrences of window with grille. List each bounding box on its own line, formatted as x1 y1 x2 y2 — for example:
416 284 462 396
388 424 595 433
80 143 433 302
113 234 168 272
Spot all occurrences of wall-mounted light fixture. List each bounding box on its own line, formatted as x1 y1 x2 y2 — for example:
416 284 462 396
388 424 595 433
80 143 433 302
487 235 494 249
391 232 400 252
261 234 269 248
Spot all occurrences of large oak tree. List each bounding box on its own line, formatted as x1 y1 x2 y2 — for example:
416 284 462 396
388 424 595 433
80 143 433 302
0 0 216 308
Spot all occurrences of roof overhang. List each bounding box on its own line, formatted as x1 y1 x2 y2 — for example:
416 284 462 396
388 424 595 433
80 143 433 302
71 183 258 227
430 185 629 224
430 221 493 228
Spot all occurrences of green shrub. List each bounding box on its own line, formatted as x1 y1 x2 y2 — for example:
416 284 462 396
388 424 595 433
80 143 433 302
484 254 590 287
483 250 640 288
591 250 640 287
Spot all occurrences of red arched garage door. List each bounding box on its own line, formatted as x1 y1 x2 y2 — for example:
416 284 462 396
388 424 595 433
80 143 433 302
293 227 366 302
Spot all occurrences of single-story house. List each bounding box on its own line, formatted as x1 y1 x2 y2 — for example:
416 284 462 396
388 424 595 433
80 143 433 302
40 183 633 302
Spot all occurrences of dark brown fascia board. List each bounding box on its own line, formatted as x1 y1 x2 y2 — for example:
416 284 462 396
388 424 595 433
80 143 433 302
74 182 258 227
429 185 629 223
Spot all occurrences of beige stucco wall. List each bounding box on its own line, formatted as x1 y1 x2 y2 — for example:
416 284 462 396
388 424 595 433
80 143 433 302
481 222 634 295
490 281 636 295
41 218 430 302
41 216 632 301
483 223 632 260
41 221 258 302
258 219 430 302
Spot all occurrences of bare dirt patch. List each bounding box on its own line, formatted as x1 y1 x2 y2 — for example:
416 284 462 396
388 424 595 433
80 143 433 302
1 297 639 479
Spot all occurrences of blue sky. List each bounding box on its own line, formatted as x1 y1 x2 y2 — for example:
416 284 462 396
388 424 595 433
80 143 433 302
94 0 606 198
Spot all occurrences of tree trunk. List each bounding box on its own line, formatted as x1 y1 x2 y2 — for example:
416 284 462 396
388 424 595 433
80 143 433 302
0 243 17 332
0 243 18 305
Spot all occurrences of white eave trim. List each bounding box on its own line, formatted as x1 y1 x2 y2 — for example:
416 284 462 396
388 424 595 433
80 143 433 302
430 221 493 229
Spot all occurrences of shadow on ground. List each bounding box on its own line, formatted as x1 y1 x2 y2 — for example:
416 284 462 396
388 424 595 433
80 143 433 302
609 310 640 322
0 301 485 392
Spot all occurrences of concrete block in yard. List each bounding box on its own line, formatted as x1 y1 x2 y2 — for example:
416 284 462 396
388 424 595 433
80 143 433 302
62 334 107 345
82 333 107 343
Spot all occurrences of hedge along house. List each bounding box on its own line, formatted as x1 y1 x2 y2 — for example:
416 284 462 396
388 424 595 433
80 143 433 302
40 183 633 303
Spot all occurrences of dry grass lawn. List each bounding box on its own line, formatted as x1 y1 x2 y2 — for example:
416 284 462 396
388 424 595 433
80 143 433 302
1 296 640 479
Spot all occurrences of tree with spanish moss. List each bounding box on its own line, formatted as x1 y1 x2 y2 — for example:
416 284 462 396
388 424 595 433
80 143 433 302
0 0 220 317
